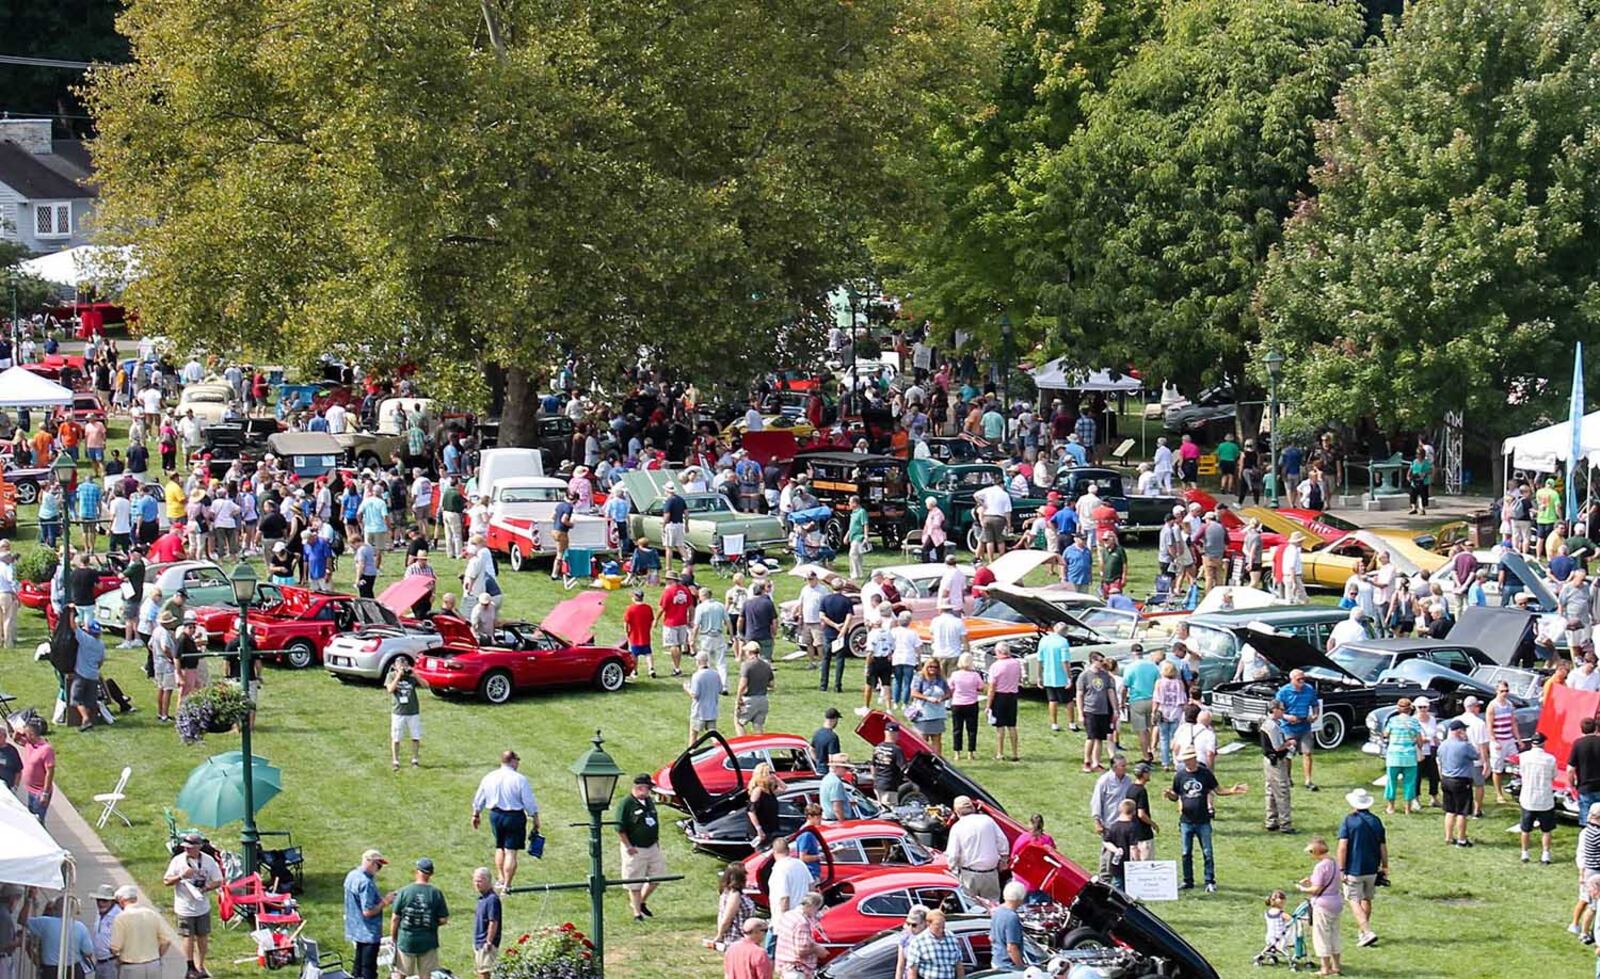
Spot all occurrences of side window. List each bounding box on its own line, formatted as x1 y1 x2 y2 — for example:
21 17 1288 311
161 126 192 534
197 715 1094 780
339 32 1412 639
313 603 337 621
829 841 868 865
915 887 960 913
727 751 766 772
898 838 934 866
858 838 896 864
770 749 811 774
1285 622 1320 646
859 892 913 917
1430 649 1473 674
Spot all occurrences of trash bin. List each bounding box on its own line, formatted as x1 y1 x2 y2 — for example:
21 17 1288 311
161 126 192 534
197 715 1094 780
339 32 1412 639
1467 509 1498 548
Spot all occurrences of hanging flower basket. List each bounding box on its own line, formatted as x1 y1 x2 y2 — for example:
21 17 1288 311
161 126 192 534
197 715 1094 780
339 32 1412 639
493 923 598 979
175 681 253 744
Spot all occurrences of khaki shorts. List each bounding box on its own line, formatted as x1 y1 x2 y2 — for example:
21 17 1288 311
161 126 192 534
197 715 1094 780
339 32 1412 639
1342 873 1376 903
1311 904 1343 956
980 515 1008 544
691 718 718 737
1128 700 1155 734
798 623 823 647
391 713 422 741
662 524 687 549
620 842 668 886
393 948 439 979
473 944 499 973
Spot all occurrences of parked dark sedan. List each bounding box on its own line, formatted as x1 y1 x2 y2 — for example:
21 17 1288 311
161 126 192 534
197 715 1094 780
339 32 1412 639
1362 659 1540 757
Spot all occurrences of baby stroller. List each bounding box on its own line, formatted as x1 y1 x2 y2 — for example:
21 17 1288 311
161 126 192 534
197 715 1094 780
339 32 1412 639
1254 900 1312 969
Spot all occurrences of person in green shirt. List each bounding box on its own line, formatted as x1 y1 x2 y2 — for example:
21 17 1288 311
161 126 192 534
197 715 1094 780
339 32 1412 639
845 495 870 581
1406 451 1433 515
1100 538 1127 594
1215 433 1241 497
1535 478 1563 557
440 476 467 560
390 858 449 977
615 775 668 922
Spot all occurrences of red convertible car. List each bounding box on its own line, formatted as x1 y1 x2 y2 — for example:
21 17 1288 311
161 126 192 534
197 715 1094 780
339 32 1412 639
23 571 121 611
651 733 834 807
413 592 632 703
741 820 943 910
193 577 434 670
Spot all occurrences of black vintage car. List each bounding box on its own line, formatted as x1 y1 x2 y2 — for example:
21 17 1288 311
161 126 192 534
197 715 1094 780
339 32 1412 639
1205 630 1496 750
796 451 910 549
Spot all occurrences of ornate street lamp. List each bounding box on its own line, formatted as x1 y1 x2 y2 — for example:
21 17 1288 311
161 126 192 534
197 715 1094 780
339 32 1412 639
570 731 622 976
229 561 261 875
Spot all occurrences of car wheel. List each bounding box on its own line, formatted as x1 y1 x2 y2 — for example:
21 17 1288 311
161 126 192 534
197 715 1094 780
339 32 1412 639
508 543 525 573
965 525 980 553
594 659 626 692
847 625 868 658
14 482 37 506
824 516 847 552
357 452 381 469
478 670 514 705
880 520 904 550
1314 710 1348 751
1059 927 1113 950
284 640 316 670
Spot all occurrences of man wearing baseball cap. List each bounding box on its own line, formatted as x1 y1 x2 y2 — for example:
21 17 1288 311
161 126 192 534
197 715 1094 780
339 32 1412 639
343 849 393 979
72 618 108 733
390 858 449 979
1518 732 1558 864
615 774 668 922
1438 720 1477 846
162 832 221 978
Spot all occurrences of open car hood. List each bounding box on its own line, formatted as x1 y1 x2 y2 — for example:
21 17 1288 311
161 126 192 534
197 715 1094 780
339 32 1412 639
1191 586 1281 615
1539 684 1600 790
1499 551 1558 611
854 710 1005 812
984 549 1063 587
541 591 606 645
668 730 750 825
1236 626 1363 682
620 468 677 511
982 586 1096 632
1379 657 1501 700
1449 606 1538 667
378 576 435 617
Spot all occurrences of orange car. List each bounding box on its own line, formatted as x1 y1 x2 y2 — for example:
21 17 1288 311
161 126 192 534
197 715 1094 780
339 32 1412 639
0 477 16 536
910 584 1105 645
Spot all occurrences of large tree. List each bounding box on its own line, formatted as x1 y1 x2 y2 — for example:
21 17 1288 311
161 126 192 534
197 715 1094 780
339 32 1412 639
85 0 988 443
1014 0 1367 390
1258 0 1600 433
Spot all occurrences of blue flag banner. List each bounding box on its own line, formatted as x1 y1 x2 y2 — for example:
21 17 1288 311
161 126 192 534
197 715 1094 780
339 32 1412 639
1570 342 1584 524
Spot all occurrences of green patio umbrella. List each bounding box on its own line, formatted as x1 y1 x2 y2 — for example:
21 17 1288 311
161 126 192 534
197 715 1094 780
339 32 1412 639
174 752 283 827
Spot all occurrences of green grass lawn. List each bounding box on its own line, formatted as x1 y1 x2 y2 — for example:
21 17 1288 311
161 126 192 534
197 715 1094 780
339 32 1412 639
0 501 1587 979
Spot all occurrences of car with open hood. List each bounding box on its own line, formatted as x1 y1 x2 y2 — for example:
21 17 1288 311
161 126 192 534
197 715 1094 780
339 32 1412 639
198 578 434 670
413 592 631 703
1431 550 1556 612
1259 506 1471 554
622 468 786 556
1268 529 1447 590
817 915 1050 979
741 820 943 911
322 579 482 681
1363 658 1539 758
483 475 613 571
651 732 846 807
957 585 1139 681
678 776 883 860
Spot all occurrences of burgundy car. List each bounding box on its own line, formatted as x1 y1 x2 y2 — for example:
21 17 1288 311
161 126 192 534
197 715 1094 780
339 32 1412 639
652 733 834 808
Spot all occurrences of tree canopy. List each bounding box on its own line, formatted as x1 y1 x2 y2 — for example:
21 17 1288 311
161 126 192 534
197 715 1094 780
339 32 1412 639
1258 0 1600 432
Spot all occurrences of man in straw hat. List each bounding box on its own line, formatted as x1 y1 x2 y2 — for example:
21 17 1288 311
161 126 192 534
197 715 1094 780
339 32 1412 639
1279 531 1308 603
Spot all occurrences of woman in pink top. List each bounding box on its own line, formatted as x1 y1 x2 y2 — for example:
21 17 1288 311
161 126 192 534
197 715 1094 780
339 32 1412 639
1009 814 1057 895
948 654 984 761
1152 661 1188 770
987 642 1024 761
921 497 947 563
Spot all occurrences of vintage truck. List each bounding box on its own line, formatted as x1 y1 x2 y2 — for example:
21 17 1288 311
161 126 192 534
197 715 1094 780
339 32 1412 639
484 476 613 571
1053 465 1216 537
904 459 1048 553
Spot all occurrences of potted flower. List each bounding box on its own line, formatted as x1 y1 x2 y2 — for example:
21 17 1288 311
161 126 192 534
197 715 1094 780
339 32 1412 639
493 923 597 979
175 681 253 743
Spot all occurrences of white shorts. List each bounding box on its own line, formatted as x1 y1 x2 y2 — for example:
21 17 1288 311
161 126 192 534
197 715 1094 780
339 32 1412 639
662 625 689 647
153 656 179 692
662 524 687 549
391 713 422 741
1490 739 1517 774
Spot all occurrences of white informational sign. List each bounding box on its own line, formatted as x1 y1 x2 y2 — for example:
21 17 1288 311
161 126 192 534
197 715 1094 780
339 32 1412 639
1124 860 1179 901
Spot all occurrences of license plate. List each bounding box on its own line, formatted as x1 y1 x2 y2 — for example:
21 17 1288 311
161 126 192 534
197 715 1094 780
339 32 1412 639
425 658 438 670
331 656 348 667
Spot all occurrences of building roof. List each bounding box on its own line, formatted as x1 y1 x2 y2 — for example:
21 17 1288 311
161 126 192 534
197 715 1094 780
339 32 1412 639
0 140 95 200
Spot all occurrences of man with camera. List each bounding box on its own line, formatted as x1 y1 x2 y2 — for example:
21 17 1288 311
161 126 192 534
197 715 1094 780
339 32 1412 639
386 659 422 772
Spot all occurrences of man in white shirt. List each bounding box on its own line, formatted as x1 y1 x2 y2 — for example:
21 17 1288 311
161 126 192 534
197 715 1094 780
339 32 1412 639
1453 697 1489 818
108 488 134 555
163 833 222 977
743 401 765 434
1326 608 1368 651
936 555 967 614
1153 437 1175 493
1280 532 1307 603
470 750 540 890
325 402 348 434
973 482 1013 562
944 796 1008 900
929 609 966 667
1518 732 1557 864
766 836 813 920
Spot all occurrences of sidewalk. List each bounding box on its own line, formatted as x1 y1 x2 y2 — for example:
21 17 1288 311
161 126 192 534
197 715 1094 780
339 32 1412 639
1323 492 1497 532
46 789 189 979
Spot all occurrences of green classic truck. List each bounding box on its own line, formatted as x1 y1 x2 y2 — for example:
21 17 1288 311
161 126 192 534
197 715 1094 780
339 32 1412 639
622 469 788 557
905 459 1049 553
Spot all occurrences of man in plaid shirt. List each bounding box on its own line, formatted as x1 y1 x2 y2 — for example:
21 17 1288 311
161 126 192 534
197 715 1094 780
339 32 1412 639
1074 410 1097 463
773 892 822 977
905 909 965 979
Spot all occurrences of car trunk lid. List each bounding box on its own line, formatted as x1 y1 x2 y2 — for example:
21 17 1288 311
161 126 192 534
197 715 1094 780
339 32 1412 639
540 591 606 646
378 576 435 617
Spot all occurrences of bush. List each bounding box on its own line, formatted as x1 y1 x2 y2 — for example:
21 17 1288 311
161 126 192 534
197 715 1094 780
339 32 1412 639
14 547 58 585
493 924 597 979
175 681 253 744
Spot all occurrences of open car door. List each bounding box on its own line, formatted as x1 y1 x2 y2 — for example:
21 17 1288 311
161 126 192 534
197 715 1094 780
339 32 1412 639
757 822 837 898
855 709 1006 812
668 730 752 827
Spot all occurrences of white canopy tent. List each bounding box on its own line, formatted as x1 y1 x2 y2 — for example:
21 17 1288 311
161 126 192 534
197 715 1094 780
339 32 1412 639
0 367 73 408
0 785 69 890
1500 410 1600 472
15 245 138 289
1030 358 1142 393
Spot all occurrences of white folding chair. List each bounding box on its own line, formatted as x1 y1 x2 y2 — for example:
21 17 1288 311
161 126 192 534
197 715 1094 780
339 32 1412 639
714 533 746 575
93 766 132 828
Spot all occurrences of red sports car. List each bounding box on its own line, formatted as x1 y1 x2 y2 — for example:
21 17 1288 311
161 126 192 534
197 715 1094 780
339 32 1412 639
651 733 832 808
192 577 433 670
741 820 943 910
414 592 632 703
23 572 122 611
811 868 988 962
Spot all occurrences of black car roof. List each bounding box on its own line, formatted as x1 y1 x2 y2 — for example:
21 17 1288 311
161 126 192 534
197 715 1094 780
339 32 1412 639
797 452 903 466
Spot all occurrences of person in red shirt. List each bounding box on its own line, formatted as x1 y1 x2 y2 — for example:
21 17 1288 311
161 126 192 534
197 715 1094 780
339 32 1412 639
149 527 186 563
723 918 772 979
972 561 996 593
1092 500 1120 542
659 571 695 676
622 589 657 679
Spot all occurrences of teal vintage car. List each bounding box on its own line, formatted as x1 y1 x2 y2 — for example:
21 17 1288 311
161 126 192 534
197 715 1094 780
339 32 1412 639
622 469 788 557
904 459 1049 553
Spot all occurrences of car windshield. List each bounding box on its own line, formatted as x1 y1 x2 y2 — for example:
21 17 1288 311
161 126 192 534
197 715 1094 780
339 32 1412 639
1079 608 1138 640
970 596 1030 623
1325 646 1392 684
185 391 227 404
499 486 564 504
684 495 733 514
1473 666 1541 700
935 468 1002 492
1186 624 1238 660
1310 512 1361 531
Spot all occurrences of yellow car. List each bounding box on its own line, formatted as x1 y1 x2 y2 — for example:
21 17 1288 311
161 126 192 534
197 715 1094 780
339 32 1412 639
1282 529 1448 590
1241 506 1465 553
721 415 817 440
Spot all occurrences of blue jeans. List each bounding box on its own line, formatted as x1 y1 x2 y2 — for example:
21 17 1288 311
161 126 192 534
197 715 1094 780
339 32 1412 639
892 665 916 705
1157 718 1179 767
1179 819 1214 886
27 790 49 824
1580 791 1600 825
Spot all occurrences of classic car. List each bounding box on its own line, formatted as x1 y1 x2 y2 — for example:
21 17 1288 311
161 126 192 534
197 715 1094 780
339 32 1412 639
187 583 286 640
1362 659 1540 757
92 560 237 631
1161 387 1237 436
61 392 106 424
413 592 632 703
818 916 1050 979
1205 629 1494 750
176 382 241 426
651 732 846 807
1265 507 1470 553
910 582 1102 650
483 476 613 571
680 778 883 859
904 460 1048 553
322 579 468 681
1051 467 1214 537
960 586 1144 680
1267 529 1447 590
3 460 52 505
920 437 993 464
22 565 121 611
266 431 346 479
793 451 909 549
723 413 818 441
812 869 989 963
741 820 943 910
1430 550 1556 612
201 579 432 670
622 468 786 557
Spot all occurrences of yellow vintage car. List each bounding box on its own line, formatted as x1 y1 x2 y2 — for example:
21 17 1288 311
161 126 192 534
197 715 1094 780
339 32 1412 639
1240 506 1464 553
1279 529 1449 590
721 414 817 441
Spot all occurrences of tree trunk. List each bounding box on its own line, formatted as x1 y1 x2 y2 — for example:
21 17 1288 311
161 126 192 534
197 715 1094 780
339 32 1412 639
498 366 540 448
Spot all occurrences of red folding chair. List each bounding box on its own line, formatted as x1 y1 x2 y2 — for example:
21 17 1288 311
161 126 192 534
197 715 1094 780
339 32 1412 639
220 873 301 929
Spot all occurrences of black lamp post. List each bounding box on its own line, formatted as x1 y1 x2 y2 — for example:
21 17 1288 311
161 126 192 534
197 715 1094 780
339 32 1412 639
570 731 622 976
845 286 860 417
1264 350 1285 508
52 454 76 558
228 561 261 875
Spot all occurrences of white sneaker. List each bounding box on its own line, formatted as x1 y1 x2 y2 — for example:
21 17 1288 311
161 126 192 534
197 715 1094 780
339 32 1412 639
1570 923 1583 936
1521 851 1530 863
853 706 870 717
1051 724 1061 732
1543 852 1552 865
